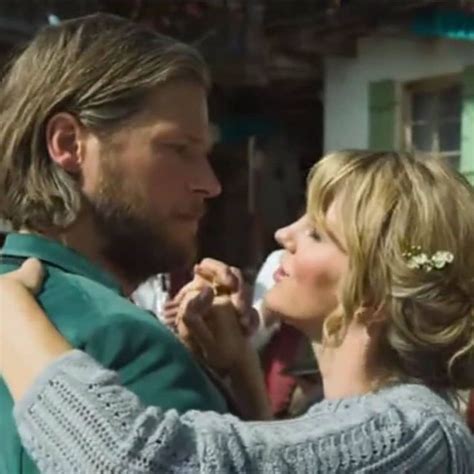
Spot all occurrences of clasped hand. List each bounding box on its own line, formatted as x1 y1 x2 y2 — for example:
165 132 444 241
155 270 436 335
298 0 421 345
165 258 259 373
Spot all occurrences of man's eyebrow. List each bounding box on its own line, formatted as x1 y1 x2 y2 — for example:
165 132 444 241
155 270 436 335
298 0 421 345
186 132 213 143
152 132 214 151
186 134 214 152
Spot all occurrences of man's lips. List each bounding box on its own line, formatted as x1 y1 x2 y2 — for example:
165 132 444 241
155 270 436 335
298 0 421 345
176 208 206 221
177 213 202 220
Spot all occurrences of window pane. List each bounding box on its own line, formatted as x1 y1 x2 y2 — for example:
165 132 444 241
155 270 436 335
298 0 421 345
412 123 433 151
439 85 462 119
439 121 461 152
412 91 435 122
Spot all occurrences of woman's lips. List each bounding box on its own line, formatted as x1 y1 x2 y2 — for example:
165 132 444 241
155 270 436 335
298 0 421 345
273 266 289 283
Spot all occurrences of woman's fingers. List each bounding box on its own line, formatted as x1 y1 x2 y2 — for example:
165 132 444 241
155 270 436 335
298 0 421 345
194 258 240 293
172 259 257 341
173 278 209 304
173 260 241 307
5 258 45 294
193 260 257 335
174 260 244 303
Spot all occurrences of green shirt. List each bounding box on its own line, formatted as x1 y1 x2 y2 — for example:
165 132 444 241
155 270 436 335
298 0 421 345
0 233 228 474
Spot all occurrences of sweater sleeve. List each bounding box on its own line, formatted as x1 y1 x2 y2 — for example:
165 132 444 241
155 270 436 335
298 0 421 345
13 350 456 474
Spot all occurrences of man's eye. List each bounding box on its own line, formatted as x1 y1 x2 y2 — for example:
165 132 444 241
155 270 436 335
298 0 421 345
167 144 187 155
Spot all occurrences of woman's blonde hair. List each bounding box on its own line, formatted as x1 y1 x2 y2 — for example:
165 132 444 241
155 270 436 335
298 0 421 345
0 13 209 231
307 150 474 391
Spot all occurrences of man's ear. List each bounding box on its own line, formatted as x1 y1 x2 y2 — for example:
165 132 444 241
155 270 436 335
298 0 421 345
46 113 85 173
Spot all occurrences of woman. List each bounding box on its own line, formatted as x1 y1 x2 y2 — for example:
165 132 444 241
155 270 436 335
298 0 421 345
251 220 319 418
1 150 474 473
468 391 474 432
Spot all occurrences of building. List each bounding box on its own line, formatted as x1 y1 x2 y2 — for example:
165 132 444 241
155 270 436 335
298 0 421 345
320 2 474 183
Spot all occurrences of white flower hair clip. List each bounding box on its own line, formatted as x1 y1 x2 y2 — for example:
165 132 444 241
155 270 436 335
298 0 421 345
403 246 454 272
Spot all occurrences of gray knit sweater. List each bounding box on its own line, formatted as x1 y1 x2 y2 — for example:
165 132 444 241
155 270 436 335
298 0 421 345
14 350 474 473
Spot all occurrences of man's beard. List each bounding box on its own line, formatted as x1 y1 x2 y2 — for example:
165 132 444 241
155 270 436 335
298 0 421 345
88 167 196 288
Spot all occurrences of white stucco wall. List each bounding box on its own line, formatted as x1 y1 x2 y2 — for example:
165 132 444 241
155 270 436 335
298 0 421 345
0 219 11 233
324 33 474 153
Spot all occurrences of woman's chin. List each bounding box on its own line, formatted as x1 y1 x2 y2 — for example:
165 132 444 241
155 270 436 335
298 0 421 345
264 293 326 337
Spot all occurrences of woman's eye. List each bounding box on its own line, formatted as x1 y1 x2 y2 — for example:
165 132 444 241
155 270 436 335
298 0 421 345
306 229 321 241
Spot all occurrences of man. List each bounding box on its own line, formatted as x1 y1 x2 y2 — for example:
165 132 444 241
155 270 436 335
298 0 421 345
0 13 228 474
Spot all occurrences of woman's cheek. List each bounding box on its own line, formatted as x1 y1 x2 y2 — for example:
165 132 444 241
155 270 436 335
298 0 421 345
294 256 333 290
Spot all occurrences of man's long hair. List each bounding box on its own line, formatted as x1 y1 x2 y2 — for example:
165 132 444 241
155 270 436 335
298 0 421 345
0 13 209 231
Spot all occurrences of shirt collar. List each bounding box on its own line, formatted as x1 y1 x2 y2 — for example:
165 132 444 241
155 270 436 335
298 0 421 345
1 233 121 293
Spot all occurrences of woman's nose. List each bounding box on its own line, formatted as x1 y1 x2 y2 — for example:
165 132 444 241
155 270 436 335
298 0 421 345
275 215 307 250
275 223 294 251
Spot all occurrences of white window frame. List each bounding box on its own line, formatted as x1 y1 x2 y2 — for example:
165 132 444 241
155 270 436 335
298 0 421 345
402 75 462 168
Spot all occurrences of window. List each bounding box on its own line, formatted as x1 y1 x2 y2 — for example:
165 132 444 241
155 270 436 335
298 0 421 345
403 77 462 169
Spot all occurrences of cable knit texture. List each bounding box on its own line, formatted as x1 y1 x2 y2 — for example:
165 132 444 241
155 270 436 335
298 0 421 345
14 350 474 473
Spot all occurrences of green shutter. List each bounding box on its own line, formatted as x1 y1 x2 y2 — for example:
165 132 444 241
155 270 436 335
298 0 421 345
461 65 474 185
368 80 398 149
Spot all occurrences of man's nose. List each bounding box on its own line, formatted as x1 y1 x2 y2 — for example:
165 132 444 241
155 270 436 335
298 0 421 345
192 159 222 198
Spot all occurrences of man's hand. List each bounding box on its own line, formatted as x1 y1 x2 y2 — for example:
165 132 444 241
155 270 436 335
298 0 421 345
176 287 247 373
